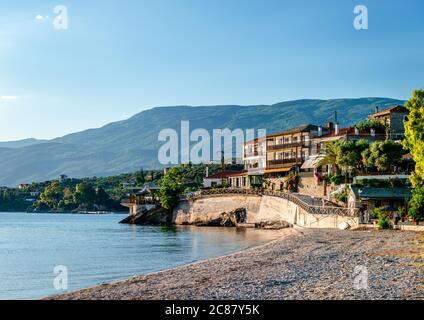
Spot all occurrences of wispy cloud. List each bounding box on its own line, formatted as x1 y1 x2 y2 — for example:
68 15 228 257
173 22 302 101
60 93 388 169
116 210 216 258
0 96 18 101
35 14 49 21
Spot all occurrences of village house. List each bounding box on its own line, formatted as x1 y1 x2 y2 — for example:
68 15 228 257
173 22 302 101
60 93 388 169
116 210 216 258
227 171 249 189
348 186 412 222
264 124 326 190
243 136 266 187
202 170 247 188
206 104 410 198
18 183 31 190
298 105 408 197
122 180 137 188
368 105 409 140
121 183 161 216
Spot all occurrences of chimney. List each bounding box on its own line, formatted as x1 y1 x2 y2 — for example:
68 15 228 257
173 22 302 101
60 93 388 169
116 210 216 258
371 128 376 137
355 127 360 135
375 106 379 114
335 123 340 135
205 166 209 178
326 121 334 130
318 126 323 137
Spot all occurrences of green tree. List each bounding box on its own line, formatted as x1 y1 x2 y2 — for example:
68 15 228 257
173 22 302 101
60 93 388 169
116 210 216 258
408 186 424 222
337 140 370 175
135 168 145 185
159 167 184 212
403 90 424 187
73 183 96 208
318 140 341 174
95 186 112 208
356 119 387 134
403 90 424 221
37 181 64 210
362 140 404 172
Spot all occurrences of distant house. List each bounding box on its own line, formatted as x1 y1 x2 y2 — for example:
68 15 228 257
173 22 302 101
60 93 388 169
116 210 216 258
244 137 267 186
309 125 386 157
203 171 246 188
304 124 387 176
121 185 160 215
348 186 412 214
368 105 409 140
18 183 31 190
122 180 136 188
227 171 249 189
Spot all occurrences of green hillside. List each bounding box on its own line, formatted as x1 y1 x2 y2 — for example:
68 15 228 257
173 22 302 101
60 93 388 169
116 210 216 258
0 98 404 186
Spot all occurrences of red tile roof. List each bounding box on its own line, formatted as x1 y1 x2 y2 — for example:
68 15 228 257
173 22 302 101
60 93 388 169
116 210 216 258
205 171 246 179
319 127 385 139
370 105 407 118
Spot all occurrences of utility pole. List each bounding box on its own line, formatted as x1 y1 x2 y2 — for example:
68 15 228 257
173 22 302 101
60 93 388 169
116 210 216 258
220 150 226 187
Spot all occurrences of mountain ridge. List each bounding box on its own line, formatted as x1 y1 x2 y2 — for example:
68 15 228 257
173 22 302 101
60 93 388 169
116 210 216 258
0 138 48 149
0 97 405 186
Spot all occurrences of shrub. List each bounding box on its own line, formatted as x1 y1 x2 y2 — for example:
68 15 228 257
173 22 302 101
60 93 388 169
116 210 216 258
356 119 387 133
408 186 424 222
337 193 348 203
329 174 343 185
374 207 391 229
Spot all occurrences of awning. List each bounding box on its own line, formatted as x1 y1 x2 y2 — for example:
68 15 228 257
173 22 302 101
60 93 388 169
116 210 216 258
301 155 325 169
265 167 293 174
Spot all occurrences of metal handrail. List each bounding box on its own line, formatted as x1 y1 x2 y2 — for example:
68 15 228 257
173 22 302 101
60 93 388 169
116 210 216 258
267 141 306 150
184 188 359 217
267 158 303 166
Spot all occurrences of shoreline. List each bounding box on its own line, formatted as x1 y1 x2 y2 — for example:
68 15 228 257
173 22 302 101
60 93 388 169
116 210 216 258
45 227 297 300
0 211 128 215
47 228 424 300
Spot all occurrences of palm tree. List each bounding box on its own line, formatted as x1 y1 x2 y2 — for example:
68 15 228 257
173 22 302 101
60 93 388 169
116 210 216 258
317 141 341 175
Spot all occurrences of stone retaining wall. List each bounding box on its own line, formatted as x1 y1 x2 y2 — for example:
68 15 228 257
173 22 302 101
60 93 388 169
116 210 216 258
173 194 359 229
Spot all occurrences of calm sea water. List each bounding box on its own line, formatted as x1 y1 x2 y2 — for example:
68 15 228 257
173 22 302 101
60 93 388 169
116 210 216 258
0 212 283 299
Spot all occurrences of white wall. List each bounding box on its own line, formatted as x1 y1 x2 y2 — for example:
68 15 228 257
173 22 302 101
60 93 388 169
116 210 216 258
203 178 223 188
173 194 358 228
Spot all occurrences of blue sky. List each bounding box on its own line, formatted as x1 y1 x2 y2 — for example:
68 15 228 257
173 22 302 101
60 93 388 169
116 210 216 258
0 0 423 141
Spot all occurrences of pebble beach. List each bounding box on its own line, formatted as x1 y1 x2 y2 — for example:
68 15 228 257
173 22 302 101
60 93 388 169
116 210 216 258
49 228 424 300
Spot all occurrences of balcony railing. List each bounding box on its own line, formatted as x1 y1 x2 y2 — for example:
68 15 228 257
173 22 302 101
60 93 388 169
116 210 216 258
244 151 260 157
267 141 308 150
267 158 303 167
